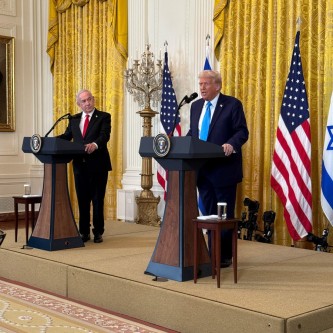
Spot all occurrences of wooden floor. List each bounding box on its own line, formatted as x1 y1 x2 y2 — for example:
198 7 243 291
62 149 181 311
1 218 333 333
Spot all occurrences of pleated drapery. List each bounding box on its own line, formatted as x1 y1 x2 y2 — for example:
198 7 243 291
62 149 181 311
47 0 127 220
214 0 333 246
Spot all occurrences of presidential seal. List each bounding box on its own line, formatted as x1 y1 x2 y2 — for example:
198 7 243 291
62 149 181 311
153 133 171 157
30 134 42 153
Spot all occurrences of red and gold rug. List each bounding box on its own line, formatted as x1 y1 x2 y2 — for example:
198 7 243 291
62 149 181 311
0 278 174 333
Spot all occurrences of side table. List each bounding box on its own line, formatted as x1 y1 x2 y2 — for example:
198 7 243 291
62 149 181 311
13 195 42 244
193 218 238 288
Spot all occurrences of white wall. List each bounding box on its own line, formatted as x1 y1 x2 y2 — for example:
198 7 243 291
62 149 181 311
0 0 52 212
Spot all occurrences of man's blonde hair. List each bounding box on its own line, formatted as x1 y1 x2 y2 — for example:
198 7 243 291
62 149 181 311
198 70 222 89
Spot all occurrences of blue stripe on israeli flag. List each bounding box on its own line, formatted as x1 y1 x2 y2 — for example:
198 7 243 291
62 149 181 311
321 92 333 225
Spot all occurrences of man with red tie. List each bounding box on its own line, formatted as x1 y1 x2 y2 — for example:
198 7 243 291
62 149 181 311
187 70 248 267
59 89 111 243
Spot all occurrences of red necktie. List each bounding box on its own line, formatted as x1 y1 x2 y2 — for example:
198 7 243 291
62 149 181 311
82 114 90 137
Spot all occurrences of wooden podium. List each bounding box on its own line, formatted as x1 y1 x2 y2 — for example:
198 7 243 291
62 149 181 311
22 137 85 251
139 136 226 281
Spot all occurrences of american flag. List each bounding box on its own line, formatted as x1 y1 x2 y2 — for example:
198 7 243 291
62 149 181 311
271 31 312 241
157 51 180 199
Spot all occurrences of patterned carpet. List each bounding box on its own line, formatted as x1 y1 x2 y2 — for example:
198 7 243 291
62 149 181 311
0 278 174 333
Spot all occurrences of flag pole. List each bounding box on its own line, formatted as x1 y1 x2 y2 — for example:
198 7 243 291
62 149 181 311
296 17 301 31
164 40 168 52
204 34 212 70
206 34 210 46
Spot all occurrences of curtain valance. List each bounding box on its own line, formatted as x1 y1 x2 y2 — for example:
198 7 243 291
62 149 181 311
52 0 107 13
47 0 127 73
213 0 228 60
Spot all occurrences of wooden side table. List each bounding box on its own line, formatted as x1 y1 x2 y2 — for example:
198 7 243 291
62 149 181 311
193 218 238 288
13 195 42 244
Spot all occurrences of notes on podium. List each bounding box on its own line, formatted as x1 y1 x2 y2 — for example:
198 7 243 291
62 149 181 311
196 215 219 220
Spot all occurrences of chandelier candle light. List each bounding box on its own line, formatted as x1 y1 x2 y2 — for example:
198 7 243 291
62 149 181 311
124 44 163 226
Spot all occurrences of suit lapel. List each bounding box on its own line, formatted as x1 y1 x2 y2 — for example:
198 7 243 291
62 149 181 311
193 100 205 137
71 112 82 138
208 94 224 134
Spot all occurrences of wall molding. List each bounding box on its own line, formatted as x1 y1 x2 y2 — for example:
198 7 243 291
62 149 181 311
0 0 16 17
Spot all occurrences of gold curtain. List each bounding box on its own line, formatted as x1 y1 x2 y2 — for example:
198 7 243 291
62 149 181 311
47 0 128 220
213 0 228 60
214 0 333 246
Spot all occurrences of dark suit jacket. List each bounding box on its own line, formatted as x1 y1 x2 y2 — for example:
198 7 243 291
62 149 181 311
187 93 248 187
58 109 112 174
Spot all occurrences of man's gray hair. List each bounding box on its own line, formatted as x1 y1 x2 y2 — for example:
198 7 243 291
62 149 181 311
76 89 93 102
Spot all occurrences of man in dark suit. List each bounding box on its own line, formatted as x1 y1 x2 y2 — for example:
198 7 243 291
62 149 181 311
58 89 111 243
187 70 249 266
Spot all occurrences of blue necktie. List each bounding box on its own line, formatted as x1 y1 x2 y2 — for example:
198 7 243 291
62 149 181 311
200 101 212 141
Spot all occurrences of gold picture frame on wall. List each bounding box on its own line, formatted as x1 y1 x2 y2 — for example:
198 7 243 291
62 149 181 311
0 35 15 132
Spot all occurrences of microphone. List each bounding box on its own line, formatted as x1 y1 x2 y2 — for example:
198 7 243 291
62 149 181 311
44 113 72 137
184 92 198 104
68 113 81 120
169 92 198 137
177 92 198 109
62 113 72 119
57 113 72 120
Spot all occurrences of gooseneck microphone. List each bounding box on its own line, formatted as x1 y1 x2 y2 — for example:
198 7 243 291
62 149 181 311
178 92 198 108
44 113 72 137
184 92 198 104
169 92 198 137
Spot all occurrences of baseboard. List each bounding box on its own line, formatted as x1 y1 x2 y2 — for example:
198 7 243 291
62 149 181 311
0 212 38 222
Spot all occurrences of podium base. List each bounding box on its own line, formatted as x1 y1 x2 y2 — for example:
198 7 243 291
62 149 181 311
144 261 211 282
28 235 84 251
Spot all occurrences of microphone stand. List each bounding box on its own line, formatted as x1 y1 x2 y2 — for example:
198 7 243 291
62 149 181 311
44 114 71 137
169 96 188 138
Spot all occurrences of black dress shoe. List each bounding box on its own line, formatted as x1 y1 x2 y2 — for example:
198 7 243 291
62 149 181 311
81 234 91 242
220 259 232 268
94 234 103 243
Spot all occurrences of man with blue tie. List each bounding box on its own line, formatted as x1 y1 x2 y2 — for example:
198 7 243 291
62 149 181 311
187 70 249 267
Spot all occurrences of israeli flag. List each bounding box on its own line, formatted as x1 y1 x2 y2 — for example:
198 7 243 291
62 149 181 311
321 92 333 225
204 45 212 70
